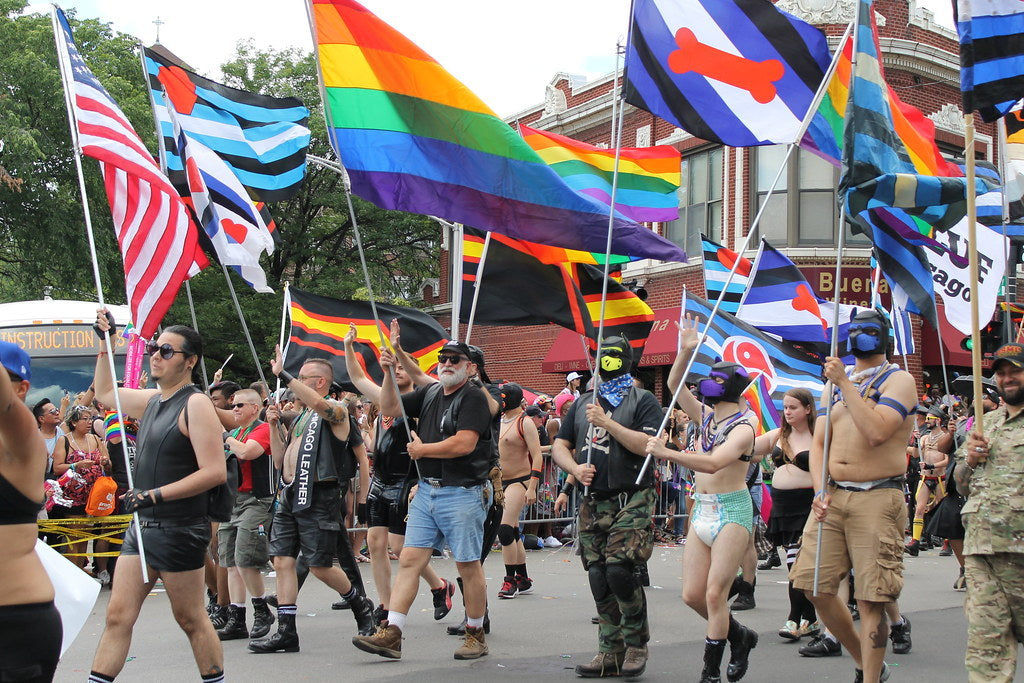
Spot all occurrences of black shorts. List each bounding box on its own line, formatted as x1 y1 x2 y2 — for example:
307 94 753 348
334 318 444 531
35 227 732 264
0 601 61 682
269 483 343 567
367 481 408 536
121 520 210 572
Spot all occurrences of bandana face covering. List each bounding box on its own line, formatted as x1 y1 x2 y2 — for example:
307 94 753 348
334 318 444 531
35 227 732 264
597 373 634 408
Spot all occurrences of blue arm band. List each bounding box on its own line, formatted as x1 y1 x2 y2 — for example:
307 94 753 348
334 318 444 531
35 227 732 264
876 396 910 419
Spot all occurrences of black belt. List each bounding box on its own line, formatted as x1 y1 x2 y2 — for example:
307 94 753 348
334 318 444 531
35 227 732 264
829 476 905 493
137 516 206 528
421 477 482 488
586 489 639 501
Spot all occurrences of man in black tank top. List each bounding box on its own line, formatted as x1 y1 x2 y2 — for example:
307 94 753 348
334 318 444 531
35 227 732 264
89 317 227 683
248 348 375 654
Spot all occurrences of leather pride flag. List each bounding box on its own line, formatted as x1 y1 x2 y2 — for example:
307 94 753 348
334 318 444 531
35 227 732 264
285 288 448 389
461 228 654 354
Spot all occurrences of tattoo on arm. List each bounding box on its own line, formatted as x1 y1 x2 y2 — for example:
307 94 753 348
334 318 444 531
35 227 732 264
322 403 345 424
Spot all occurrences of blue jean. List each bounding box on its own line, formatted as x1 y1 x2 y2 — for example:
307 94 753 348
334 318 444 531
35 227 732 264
404 480 491 563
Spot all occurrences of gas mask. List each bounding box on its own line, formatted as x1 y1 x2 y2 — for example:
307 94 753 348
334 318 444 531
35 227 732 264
848 308 891 358
593 335 633 380
697 362 750 405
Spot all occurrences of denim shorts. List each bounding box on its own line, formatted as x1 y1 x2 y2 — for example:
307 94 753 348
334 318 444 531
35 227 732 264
404 480 491 563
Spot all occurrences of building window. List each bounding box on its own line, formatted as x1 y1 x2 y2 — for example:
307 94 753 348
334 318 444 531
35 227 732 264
664 147 723 257
753 146 869 247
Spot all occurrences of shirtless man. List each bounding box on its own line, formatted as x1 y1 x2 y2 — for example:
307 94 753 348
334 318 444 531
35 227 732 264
905 405 952 556
789 308 917 683
248 349 375 653
645 316 759 683
495 383 540 599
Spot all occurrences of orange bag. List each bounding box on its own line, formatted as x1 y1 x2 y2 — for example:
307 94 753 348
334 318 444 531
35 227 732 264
86 475 118 517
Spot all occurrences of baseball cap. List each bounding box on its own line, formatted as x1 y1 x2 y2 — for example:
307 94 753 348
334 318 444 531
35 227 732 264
0 340 31 381
991 343 1024 371
439 340 472 360
566 371 581 382
524 405 544 418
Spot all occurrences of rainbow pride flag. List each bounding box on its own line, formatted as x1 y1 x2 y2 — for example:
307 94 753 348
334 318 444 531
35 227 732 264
520 125 680 223
742 372 781 435
801 33 961 179
310 0 686 263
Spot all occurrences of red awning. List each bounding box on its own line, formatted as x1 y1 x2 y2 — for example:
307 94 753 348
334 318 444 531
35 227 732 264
919 304 977 368
541 306 683 373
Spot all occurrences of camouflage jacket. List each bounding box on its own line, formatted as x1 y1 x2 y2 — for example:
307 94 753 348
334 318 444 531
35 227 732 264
959 406 1024 555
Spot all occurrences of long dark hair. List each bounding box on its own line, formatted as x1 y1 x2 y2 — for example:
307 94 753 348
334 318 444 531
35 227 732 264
779 388 815 458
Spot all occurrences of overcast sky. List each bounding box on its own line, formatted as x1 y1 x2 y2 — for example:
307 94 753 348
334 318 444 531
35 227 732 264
30 0 955 118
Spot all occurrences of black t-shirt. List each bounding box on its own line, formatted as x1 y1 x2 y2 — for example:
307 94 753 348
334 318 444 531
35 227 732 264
401 381 492 482
555 390 663 492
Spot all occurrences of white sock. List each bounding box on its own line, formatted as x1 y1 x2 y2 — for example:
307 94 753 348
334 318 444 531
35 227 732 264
467 615 485 629
230 603 245 609
387 611 407 631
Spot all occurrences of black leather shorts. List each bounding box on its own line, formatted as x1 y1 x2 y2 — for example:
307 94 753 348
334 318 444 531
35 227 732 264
269 483 343 567
121 520 210 572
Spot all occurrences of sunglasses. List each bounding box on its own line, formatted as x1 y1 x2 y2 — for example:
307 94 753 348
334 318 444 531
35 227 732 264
437 354 466 365
231 402 255 409
46 408 60 415
146 341 188 360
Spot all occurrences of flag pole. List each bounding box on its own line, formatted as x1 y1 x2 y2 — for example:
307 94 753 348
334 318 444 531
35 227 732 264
137 45 210 390
464 231 492 346
635 21 853 484
450 223 466 343
303 1 421 478
52 7 149 582
275 282 291 397
219 266 271 390
965 115 986 439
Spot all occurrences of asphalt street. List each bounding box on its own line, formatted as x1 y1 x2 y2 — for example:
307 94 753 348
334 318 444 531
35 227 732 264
53 542 1021 682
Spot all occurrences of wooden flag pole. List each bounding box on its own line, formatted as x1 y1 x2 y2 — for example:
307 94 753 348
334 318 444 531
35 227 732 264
965 115 986 441
52 7 149 582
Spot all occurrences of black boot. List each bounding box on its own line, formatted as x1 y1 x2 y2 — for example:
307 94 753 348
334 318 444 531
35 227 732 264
217 605 249 640
250 598 275 639
248 612 299 653
726 617 758 682
731 579 756 611
350 591 376 636
700 639 727 683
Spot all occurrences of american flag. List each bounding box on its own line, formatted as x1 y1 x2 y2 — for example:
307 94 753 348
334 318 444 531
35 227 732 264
53 8 207 338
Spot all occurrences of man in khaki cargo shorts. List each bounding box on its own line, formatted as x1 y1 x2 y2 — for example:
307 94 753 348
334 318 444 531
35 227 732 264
790 309 917 683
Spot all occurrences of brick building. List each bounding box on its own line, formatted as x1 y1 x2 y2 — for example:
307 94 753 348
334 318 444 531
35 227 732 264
422 0 1014 400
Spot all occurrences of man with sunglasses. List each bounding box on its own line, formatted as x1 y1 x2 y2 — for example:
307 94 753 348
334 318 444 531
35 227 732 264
250 347 375 653
215 389 276 642
553 335 664 679
905 405 952 557
353 340 494 661
788 307 917 683
956 343 1024 681
89 314 227 683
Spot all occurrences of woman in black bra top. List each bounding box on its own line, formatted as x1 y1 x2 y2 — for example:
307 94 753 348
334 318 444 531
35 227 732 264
752 387 818 643
0 341 62 682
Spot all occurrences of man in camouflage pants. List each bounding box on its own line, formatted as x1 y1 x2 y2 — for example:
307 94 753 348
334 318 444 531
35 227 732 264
551 336 663 678
955 343 1024 682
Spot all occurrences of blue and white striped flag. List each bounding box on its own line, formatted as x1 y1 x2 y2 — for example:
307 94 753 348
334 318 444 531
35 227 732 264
956 0 1024 122
701 237 750 315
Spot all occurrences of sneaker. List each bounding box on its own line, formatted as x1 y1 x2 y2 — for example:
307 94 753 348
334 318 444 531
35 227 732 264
621 645 648 678
575 651 623 678
209 603 229 630
799 634 841 657
497 576 519 599
778 620 802 641
854 662 890 682
799 620 820 639
352 622 402 659
954 566 966 591
939 541 953 556
889 615 912 654
96 570 111 587
516 575 534 595
543 535 563 548
905 539 920 557
453 625 488 660
431 579 456 620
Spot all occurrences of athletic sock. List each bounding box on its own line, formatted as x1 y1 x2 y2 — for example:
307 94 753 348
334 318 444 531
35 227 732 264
504 564 516 577
912 517 925 541
387 611 407 631
513 563 528 577
277 604 297 617
467 615 485 629
230 603 245 609
201 671 225 683
89 673 115 683
706 637 727 647
341 587 359 603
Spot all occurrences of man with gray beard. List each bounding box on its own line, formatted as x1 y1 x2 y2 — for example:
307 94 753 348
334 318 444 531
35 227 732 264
353 340 494 661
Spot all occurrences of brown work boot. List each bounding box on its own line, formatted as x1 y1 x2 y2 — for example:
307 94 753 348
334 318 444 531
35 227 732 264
453 625 488 660
575 651 624 678
621 645 648 678
351 622 402 659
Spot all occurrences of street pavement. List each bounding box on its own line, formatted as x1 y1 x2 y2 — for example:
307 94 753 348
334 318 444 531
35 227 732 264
54 542 1021 682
